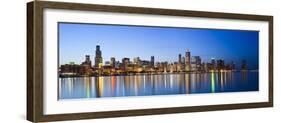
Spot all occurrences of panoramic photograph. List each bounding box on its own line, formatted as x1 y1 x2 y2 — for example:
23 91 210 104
58 22 259 100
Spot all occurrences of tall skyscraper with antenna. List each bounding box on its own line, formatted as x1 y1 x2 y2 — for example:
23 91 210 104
95 44 103 67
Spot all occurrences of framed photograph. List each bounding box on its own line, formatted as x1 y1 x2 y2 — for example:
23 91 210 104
27 1 273 122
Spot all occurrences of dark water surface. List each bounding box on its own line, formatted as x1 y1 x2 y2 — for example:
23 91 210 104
59 71 258 100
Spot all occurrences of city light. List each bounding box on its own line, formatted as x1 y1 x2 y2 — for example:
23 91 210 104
59 45 247 77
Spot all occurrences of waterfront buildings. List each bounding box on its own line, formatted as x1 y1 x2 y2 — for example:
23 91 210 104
59 45 244 77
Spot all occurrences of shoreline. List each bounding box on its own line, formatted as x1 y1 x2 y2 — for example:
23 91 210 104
59 70 258 78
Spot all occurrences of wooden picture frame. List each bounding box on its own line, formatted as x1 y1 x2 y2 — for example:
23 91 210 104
27 1 273 122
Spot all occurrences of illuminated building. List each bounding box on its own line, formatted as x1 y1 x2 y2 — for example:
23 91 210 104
169 63 174 72
185 49 191 72
81 55 92 66
177 54 182 72
211 58 216 70
95 45 103 67
206 63 212 72
203 62 209 72
102 64 115 75
122 58 130 65
81 55 93 75
216 59 225 70
60 62 80 76
122 58 130 71
59 45 241 76
191 56 201 71
133 57 140 65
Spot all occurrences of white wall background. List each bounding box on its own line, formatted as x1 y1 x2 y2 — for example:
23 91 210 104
0 0 280 122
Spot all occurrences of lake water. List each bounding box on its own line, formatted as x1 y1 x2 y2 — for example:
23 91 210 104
58 71 258 100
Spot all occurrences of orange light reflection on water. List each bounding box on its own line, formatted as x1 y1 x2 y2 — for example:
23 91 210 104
98 76 104 97
211 71 215 93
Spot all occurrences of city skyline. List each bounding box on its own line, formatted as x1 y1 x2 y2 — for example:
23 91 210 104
61 46 240 69
59 22 259 69
59 45 240 77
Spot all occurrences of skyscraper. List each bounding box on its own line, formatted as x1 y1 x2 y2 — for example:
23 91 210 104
82 55 92 66
151 56 155 67
178 54 182 64
110 57 116 67
133 57 140 65
211 58 216 70
181 57 185 64
185 49 191 71
122 58 130 70
191 56 201 71
217 59 225 70
95 45 103 67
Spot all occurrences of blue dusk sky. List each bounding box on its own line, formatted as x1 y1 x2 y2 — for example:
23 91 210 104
59 23 259 69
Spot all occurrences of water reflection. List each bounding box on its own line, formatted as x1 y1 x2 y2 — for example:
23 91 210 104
59 71 259 100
